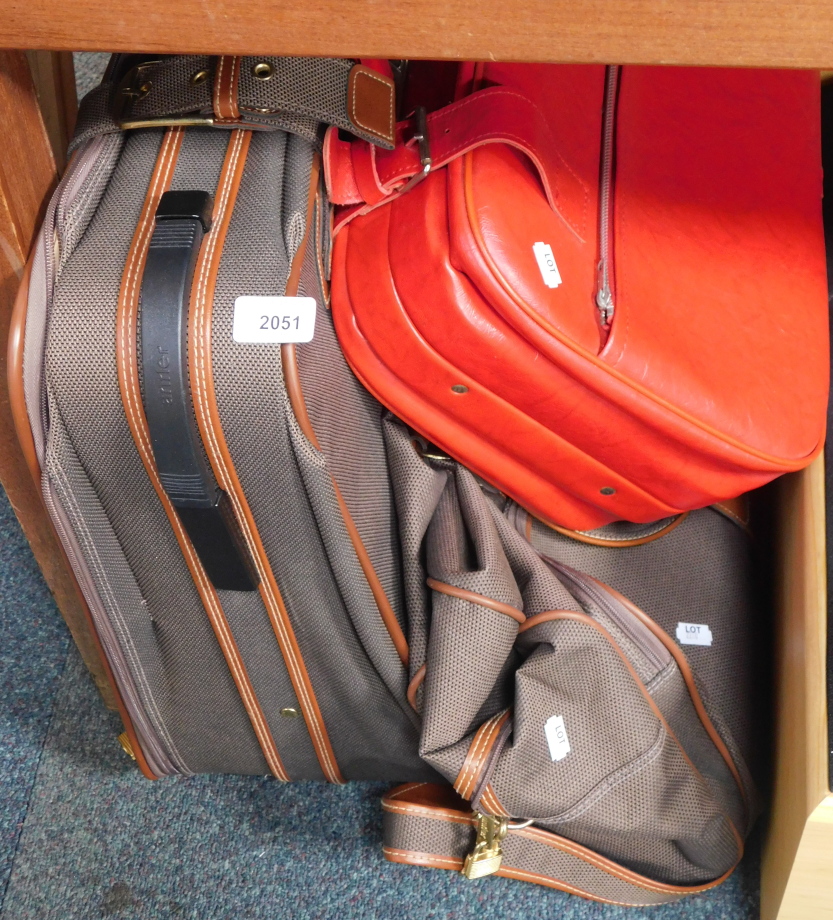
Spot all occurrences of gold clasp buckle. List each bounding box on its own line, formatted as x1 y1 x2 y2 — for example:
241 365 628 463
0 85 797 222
113 60 215 130
461 812 509 880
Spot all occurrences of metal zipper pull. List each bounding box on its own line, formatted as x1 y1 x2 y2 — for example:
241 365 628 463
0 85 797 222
595 64 620 327
461 812 509 879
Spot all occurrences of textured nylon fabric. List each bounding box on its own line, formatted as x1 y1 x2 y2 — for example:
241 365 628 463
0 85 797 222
426 470 522 609
382 806 691 906
295 203 406 633
57 134 124 272
381 419 449 685
169 127 228 193
24 135 124 469
42 130 271 775
414 466 750 885
522 506 755 764
208 130 428 780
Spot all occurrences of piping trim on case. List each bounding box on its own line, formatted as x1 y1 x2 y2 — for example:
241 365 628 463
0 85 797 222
427 578 525 624
188 130 345 784
116 127 289 781
281 159 410 668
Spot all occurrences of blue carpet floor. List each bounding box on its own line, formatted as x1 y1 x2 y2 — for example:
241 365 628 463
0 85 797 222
0 484 761 919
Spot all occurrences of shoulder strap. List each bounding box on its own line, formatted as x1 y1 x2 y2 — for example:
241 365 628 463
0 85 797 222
324 86 587 239
70 55 396 153
381 783 735 907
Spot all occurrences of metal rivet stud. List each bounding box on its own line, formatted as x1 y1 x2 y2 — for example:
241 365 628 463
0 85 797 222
252 62 274 81
190 70 209 86
600 487 616 496
280 707 299 718
451 384 469 394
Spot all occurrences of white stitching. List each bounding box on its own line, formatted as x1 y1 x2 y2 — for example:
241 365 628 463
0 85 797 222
385 782 430 801
457 711 503 798
228 56 239 118
382 848 462 868
190 130 342 785
382 802 471 824
214 56 225 119
350 69 394 142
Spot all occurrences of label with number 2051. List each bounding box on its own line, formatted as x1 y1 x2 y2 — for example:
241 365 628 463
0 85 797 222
233 296 316 344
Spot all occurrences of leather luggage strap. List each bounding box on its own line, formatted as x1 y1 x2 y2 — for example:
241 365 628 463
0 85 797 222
381 783 735 906
323 86 587 237
71 56 396 153
117 128 290 781
187 130 345 784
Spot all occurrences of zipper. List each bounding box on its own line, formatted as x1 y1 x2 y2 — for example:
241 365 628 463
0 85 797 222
37 136 111 442
42 476 182 776
543 557 670 674
595 64 620 328
31 136 181 776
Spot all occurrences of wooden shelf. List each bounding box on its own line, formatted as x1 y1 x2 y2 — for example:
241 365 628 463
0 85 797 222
763 459 832 919
1 0 833 68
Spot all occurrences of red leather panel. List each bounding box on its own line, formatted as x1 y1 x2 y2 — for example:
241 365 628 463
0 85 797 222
329 63 828 529
606 67 828 460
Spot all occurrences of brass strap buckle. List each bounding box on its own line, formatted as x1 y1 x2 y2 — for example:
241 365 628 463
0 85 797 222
399 106 432 196
113 60 215 130
461 813 509 879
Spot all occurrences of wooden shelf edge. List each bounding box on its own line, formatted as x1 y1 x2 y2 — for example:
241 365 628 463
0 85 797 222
4 1 833 68
761 457 830 920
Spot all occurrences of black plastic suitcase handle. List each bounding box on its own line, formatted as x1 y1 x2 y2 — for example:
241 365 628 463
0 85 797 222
139 189 258 592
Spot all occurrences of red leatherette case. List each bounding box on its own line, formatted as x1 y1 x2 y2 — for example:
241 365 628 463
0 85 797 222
326 64 829 529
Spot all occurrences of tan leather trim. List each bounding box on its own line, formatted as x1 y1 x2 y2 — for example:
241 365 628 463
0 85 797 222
542 512 688 548
8 257 41 485
454 709 509 799
213 55 240 121
384 783 735 898
347 64 395 146
712 495 751 531
518 608 589 634
514 824 734 895
426 578 525 624
516 607 744 860
116 127 289 781
384 781 469 817
286 153 320 297
383 847 464 870
188 129 344 784
314 196 330 307
479 783 508 816
589 577 751 816
496 865 673 906
281 156 410 667
406 662 426 712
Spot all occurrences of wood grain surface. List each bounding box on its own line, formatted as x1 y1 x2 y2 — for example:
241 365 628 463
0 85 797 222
761 458 831 920
0 0 833 68
0 50 116 707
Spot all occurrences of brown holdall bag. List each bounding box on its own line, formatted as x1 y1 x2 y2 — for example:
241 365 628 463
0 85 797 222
10 54 758 906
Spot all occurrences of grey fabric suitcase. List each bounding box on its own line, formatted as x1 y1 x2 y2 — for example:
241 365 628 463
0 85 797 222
10 54 759 906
